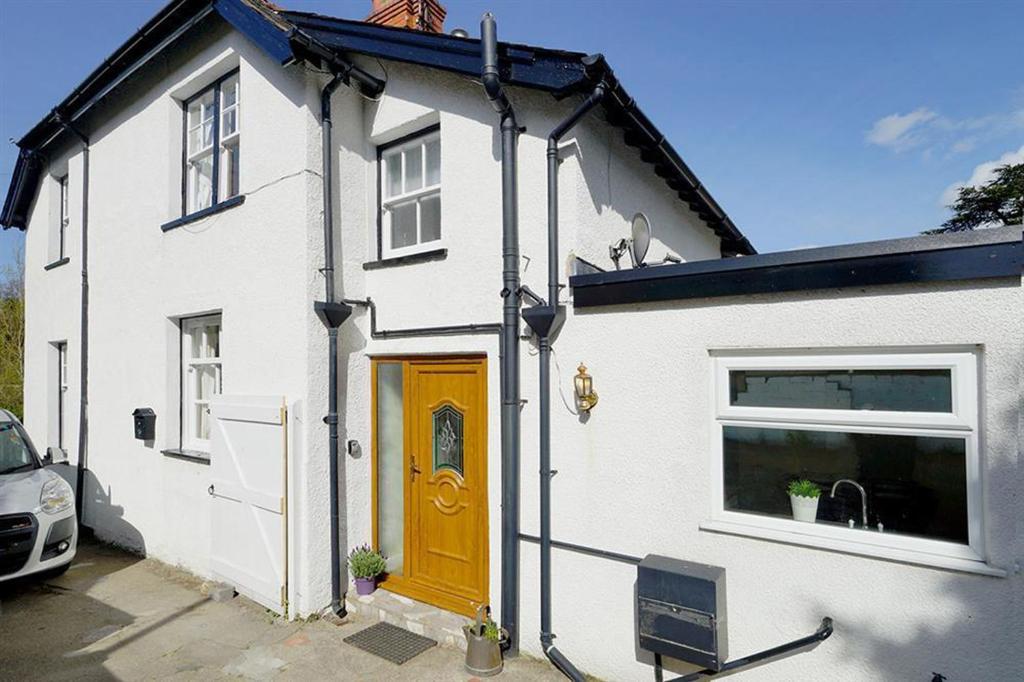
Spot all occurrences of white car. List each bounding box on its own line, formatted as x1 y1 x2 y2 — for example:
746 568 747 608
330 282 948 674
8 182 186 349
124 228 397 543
0 409 78 582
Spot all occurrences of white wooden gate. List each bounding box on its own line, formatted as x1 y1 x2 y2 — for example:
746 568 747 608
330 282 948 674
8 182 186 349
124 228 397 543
209 395 288 614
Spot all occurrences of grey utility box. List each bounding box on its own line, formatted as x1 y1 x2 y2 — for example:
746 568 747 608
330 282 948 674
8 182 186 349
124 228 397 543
637 554 727 671
132 408 156 441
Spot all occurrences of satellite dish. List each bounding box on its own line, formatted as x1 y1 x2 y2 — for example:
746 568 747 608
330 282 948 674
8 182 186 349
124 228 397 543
630 212 652 267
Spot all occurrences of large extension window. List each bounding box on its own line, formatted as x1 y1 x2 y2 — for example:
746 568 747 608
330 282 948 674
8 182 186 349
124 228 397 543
378 127 441 258
708 350 990 573
181 315 222 452
183 71 240 216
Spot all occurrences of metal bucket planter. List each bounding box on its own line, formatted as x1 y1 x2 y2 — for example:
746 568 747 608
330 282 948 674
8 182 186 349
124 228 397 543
464 605 508 677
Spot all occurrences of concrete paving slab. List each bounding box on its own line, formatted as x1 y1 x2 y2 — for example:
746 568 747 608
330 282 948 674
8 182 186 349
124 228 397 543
0 540 564 681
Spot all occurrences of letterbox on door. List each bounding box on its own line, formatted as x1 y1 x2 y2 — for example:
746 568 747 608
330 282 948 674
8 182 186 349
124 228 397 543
637 554 728 671
132 407 156 441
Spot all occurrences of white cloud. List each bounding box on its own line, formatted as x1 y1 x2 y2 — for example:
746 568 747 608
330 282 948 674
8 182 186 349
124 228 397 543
940 144 1024 207
866 106 1024 155
865 108 937 151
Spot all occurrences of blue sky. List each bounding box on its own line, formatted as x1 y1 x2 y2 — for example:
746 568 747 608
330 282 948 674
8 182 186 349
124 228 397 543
2 0 1022 268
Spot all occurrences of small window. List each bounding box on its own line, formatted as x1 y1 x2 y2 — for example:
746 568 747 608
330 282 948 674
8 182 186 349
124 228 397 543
57 342 68 450
184 72 240 215
181 315 222 451
711 350 985 569
379 129 441 258
58 175 69 259
432 404 464 475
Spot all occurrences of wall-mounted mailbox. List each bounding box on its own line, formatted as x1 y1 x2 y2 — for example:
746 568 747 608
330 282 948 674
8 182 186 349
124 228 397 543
132 408 156 441
637 554 727 671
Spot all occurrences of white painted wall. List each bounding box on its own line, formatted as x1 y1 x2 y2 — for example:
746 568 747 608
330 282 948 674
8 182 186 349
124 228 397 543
330 58 724 624
514 276 1024 681
22 18 323 590
23 143 83 480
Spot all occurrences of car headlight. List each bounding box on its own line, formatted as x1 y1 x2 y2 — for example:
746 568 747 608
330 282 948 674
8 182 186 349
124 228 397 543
40 477 74 515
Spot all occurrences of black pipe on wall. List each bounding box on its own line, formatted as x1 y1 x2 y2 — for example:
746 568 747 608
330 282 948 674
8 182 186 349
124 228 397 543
55 111 90 527
480 12 523 656
531 79 607 682
319 72 347 619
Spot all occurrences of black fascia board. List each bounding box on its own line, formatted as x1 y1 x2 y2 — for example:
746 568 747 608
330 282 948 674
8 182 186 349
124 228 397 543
280 11 756 254
2 0 295 229
280 10 589 93
570 227 1023 308
3 0 757 256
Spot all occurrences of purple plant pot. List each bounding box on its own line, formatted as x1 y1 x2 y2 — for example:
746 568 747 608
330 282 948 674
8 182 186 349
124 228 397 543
354 577 377 596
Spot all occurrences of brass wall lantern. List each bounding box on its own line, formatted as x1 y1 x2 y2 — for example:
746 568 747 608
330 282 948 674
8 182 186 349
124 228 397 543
574 363 599 412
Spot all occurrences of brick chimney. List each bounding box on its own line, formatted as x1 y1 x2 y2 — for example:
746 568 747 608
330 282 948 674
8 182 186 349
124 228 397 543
366 0 446 33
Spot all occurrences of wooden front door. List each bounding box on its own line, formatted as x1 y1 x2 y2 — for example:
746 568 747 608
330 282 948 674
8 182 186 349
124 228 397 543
373 357 488 616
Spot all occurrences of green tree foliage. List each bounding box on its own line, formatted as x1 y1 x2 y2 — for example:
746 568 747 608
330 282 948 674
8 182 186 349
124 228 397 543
928 162 1024 234
0 247 25 419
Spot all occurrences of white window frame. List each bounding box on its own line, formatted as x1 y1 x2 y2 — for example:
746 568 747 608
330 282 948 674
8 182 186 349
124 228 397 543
58 175 69 259
56 342 68 451
181 315 222 452
702 348 1000 576
379 130 441 259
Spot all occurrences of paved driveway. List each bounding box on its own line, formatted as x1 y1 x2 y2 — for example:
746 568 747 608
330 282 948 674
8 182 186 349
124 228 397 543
0 540 559 681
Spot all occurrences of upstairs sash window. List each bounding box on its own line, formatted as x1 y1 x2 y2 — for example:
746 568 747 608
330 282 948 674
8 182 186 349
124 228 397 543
184 72 240 215
379 128 441 258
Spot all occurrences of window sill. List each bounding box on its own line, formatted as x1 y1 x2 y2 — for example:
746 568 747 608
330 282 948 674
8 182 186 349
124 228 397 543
161 195 245 232
44 257 70 271
363 247 447 270
161 448 211 465
699 518 1006 577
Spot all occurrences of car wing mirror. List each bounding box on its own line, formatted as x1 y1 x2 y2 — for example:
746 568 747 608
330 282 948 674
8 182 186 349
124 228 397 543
46 446 68 466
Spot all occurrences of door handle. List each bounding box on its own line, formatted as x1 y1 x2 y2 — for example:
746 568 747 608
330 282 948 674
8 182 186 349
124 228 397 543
208 484 215 496
410 458 422 481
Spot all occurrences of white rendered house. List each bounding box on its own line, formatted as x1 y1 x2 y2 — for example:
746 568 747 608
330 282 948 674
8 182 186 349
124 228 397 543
3 1 1021 680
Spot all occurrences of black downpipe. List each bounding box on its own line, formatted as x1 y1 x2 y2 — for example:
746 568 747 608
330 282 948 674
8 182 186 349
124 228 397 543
55 112 90 527
536 82 607 682
320 72 348 619
480 12 523 656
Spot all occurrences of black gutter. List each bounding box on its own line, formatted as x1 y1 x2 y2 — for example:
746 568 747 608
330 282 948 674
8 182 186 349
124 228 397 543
571 226 1023 308
288 27 385 97
521 75 609 682
480 12 523 656
54 112 90 527
278 8 755 255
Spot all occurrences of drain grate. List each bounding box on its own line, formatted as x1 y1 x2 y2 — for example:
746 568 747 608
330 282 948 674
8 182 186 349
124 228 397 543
343 622 437 664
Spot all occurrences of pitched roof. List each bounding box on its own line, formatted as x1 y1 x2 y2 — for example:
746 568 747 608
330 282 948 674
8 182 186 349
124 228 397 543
1 0 755 254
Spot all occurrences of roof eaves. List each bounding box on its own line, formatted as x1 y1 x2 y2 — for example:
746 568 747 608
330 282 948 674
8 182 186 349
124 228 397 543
1 0 298 229
278 10 755 254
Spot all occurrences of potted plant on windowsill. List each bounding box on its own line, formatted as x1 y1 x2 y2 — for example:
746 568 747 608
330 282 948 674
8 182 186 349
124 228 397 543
464 605 508 677
348 545 387 596
787 479 822 523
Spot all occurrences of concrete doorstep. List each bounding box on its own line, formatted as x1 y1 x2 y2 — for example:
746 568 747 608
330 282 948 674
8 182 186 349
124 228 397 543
0 539 562 681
